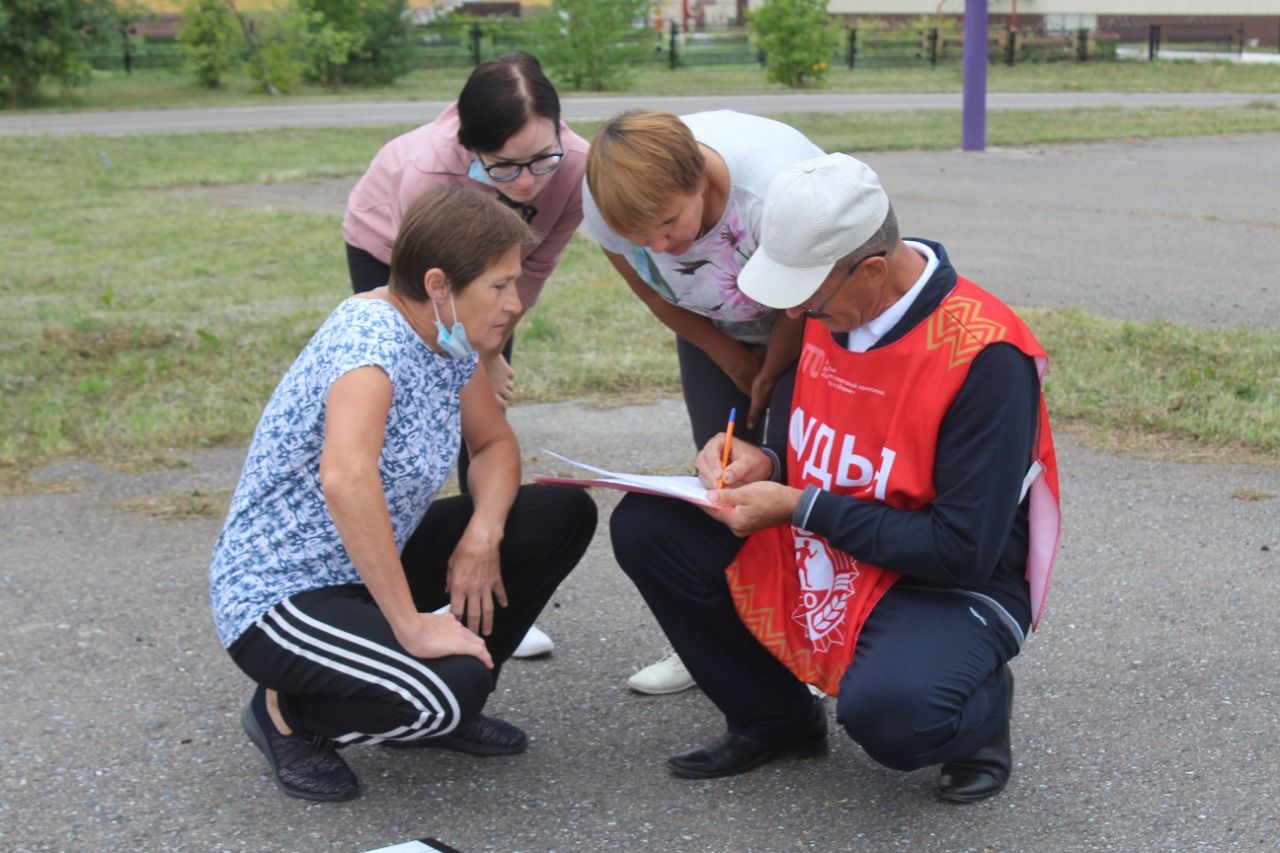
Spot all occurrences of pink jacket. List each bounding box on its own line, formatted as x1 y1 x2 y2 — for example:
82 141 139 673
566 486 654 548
342 102 588 308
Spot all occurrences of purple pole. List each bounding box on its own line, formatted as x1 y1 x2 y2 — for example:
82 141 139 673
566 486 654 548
962 0 988 151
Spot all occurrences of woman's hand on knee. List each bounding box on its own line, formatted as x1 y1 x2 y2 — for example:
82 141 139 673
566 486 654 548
395 612 494 668
445 525 507 636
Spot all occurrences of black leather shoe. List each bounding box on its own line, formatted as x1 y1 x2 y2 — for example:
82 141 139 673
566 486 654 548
667 700 828 779
938 666 1015 803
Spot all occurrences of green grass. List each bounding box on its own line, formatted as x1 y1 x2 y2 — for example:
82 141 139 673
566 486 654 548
1025 309 1280 457
780 101 1280 152
1 110 1277 479
14 58 1280 112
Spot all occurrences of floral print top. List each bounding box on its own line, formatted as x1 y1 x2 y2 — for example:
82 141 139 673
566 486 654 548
583 110 825 345
625 200 775 343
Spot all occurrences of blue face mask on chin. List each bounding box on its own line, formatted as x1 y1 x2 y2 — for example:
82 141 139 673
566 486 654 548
432 290 475 359
467 159 495 187
468 159 538 223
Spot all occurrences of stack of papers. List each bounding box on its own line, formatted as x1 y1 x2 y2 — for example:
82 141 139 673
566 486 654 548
534 450 714 507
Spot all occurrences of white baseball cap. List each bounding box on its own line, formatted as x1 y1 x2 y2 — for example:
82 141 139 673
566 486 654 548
738 153 890 309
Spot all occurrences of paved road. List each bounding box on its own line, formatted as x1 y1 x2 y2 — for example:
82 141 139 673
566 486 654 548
186 132 1280 331
4 91 1279 136
2 407 1277 853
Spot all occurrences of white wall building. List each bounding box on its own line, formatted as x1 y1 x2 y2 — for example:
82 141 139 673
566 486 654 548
738 1 1280 44
745 1 1279 13
653 1 1280 46
658 0 747 29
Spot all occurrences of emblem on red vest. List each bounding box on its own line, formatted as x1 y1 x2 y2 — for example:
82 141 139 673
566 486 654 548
792 534 858 653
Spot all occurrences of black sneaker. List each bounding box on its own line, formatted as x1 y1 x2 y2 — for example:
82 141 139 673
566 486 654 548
241 686 360 802
382 714 528 756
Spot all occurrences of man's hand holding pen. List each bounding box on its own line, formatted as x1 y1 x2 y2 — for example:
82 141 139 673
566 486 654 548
694 434 803 538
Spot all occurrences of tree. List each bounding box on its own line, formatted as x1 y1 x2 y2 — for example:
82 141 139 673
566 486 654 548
748 0 839 88
242 7 358 93
344 0 413 85
530 0 656 92
0 0 113 104
177 0 240 87
294 0 413 86
177 0 411 93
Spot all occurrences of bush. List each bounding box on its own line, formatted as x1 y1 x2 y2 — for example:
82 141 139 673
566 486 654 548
295 0 413 86
346 0 413 84
748 0 839 88
241 10 307 92
178 0 240 87
0 0 113 104
529 0 657 91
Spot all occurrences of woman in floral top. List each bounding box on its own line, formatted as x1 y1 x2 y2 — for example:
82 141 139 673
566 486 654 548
583 110 824 448
582 110 824 694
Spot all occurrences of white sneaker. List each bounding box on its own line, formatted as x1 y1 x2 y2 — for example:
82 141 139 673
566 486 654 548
511 624 554 659
626 651 696 695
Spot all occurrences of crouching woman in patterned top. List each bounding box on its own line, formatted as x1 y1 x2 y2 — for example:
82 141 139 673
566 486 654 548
208 186 598 802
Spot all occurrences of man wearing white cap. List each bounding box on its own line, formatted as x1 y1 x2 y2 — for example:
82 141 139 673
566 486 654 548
610 153 1061 802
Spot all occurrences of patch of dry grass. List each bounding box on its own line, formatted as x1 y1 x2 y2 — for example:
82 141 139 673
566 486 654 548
114 488 233 520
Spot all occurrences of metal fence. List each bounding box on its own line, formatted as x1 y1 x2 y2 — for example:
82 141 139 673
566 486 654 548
87 40 184 72
1107 22 1252 60
83 20 1257 76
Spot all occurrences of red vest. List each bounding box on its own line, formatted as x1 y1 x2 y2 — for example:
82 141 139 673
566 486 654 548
726 277 1061 696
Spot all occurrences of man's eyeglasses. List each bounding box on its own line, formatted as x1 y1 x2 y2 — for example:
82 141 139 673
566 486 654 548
479 149 564 183
800 252 887 318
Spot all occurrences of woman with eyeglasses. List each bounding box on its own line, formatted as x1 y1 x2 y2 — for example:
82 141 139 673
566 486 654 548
345 52 583 404
343 51 587 660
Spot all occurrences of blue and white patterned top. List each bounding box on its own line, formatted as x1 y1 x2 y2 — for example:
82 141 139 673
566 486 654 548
209 297 477 648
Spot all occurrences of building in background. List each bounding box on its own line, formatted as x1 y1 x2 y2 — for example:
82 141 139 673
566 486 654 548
119 0 1280 47
745 0 1279 47
654 0 749 29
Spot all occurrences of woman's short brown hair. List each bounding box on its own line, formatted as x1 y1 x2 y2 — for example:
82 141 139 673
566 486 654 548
390 186 533 300
586 110 706 238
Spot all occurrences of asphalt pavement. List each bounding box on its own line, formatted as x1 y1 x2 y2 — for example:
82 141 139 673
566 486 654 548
1 124 1278 852
3 91 1280 136
179 133 1280 332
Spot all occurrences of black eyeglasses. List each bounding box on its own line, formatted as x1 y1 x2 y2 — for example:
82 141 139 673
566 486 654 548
801 252 887 318
479 148 564 183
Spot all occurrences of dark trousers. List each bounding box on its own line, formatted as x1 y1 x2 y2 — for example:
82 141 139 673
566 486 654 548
230 485 596 746
610 493 1023 770
676 335 797 450
346 243 390 294
345 241 512 494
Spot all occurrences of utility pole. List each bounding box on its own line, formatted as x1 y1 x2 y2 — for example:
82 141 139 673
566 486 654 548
963 0 988 151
